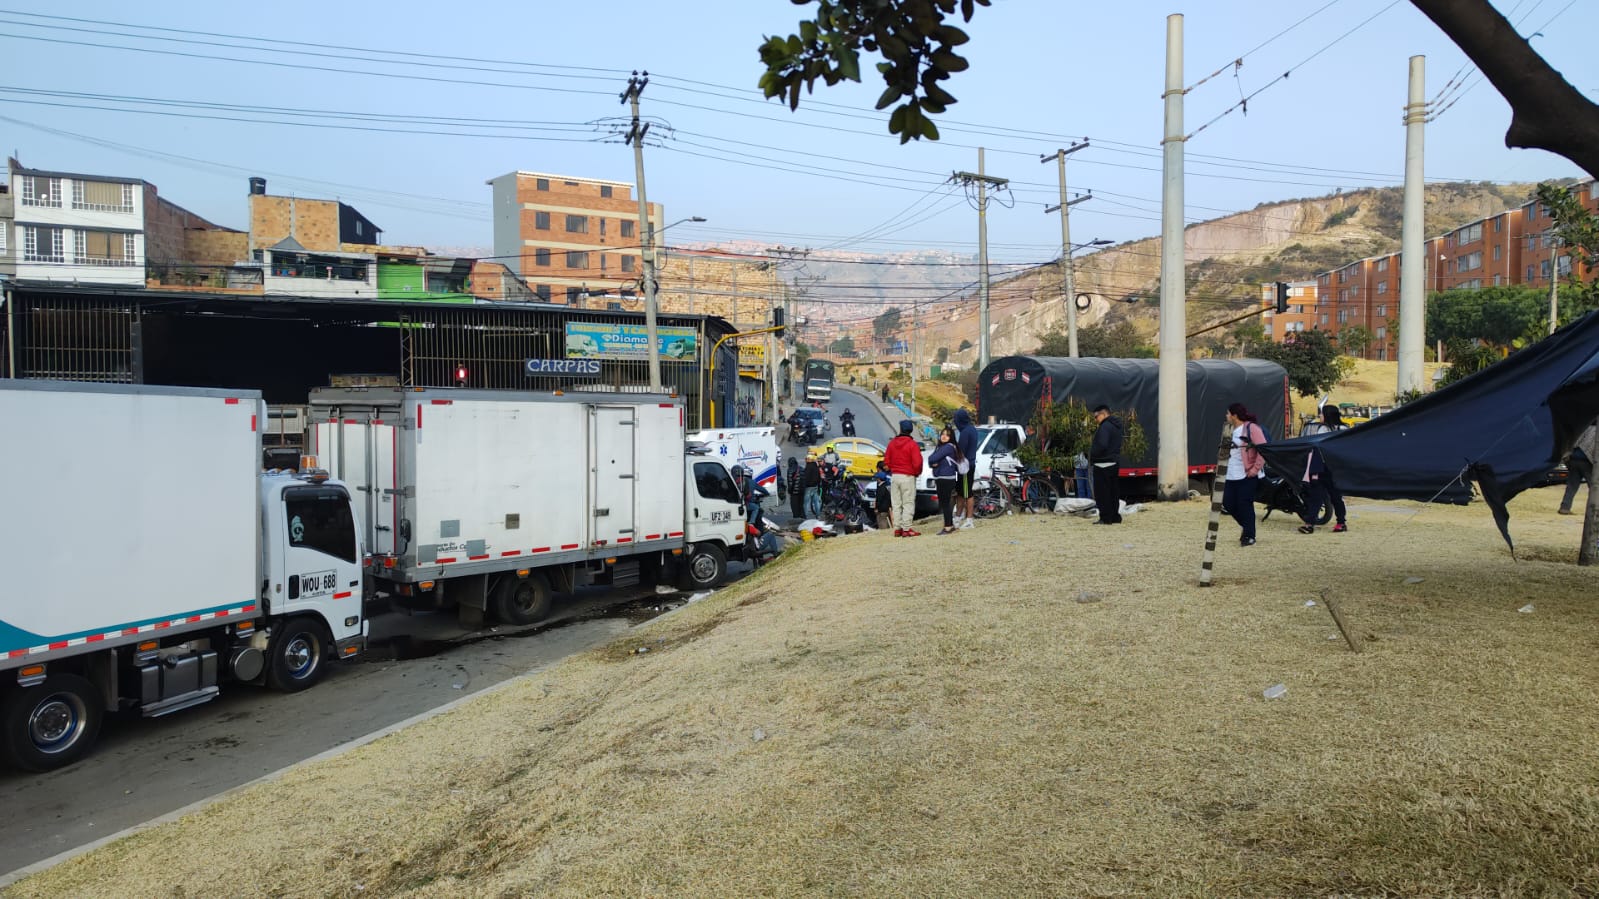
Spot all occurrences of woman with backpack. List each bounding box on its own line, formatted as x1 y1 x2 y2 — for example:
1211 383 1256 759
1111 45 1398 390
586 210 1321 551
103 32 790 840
927 427 964 535
1224 402 1269 546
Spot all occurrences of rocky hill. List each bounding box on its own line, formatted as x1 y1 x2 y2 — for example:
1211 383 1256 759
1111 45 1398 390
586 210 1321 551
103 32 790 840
816 181 1547 368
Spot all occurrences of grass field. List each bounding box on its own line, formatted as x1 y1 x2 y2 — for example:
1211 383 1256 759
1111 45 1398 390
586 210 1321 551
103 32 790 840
13 488 1599 898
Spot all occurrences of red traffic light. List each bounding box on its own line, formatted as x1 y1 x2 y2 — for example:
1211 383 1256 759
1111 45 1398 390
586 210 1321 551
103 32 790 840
455 365 468 383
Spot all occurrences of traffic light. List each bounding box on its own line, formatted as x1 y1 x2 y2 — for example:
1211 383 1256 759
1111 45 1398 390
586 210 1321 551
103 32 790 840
1274 282 1290 315
455 364 468 386
772 306 785 337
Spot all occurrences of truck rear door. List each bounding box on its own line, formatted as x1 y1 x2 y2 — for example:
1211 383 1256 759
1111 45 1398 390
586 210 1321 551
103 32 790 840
589 406 637 548
315 415 398 558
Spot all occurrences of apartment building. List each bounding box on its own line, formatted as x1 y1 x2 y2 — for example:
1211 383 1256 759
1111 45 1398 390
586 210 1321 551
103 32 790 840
487 171 663 304
6 158 150 288
1259 280 1318 342
1518 180 1599 287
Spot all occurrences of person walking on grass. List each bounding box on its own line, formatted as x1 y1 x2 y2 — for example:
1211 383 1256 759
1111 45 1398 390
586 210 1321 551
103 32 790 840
1089 405 1124 525
1559 419 1596 515
953 407 980 529
1224 402 1269 546
928 427 962 535
884 419 925 537
1298 405 1348 534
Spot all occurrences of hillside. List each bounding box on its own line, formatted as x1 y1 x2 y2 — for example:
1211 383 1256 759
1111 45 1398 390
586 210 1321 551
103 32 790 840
810 181 1544 369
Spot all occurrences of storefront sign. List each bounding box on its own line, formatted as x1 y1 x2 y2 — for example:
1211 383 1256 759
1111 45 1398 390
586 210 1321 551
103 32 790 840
564 322 699 360
525 358 601 376
738 343 766 369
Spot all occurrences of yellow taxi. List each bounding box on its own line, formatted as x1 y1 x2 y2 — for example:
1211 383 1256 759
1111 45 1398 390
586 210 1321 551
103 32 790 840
807 437 887 477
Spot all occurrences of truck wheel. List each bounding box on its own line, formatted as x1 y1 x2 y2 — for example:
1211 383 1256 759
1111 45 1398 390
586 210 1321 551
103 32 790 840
266 618 329 693
1 674 103 772
494 571 552 626
678 543 727 590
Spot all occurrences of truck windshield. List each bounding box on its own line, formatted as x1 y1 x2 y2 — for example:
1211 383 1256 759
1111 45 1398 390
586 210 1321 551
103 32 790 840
284 485 357 563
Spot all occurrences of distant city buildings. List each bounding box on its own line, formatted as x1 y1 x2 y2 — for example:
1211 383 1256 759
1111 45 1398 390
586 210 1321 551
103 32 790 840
1262 178 1598 359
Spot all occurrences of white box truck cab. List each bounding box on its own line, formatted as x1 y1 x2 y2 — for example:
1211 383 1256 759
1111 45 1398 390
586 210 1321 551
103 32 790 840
0 382 366 771
308 388 748 626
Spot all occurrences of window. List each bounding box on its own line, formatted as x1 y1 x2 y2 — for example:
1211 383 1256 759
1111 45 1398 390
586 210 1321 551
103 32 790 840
620 220 635 238
600 185 613 198
534 211 550 230
23 226 64 262
566 287 581 303
1338 310 1349 324
1527 265 1536 282
0 221 6 252
284 486 357 564
564 180 578 186
980 429 1021 456
1494 217 1503 232
1457 223 1482 244
20 176 62 208
693 461 742 503
1557 255 1572 277
534 248 551 267
600 253 608 272
1377 281 1388 295
1461 278 1482 290
1376 327 1387 339
535 284 551 301
1541 260 1552 279
75 229 136 265
565 215 588 234
1377 305 1387 317
1338 288 1348 303
621 255 635 273
566 251 588 269
1591 182 1598 201
1337 270 1347 283
1459 251 1482 272
1376 258 1389 272
1376 347 1388 361
355 220 364 237
71 180 134 212
1494 274 1503 286
1492 244 1501 261
1319 313 1329 325
599 219 607 237
535 178 549 191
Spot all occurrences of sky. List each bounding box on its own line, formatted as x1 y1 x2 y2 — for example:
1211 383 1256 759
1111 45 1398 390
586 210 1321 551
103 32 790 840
1 0 1591 277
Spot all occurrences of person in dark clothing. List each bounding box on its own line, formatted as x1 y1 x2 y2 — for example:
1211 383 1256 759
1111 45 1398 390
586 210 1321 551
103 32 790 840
873 461 893 529
1559 420 1596 515
952 408 981 528
927 427 962 534
802 458 823 520
1298 405 1348 533
1224 402 1269 546
1089 405 1124 524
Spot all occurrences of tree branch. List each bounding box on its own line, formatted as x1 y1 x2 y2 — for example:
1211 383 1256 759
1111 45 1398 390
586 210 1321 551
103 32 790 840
1409 0 1599 178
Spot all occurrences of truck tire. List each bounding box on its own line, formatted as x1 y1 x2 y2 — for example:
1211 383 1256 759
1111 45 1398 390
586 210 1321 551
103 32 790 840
494 571 552 626
1 674 103 772
677 542 727 591
266 618 330 693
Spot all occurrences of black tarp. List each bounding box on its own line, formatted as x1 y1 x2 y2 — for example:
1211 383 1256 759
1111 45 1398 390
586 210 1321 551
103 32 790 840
1256 310 1599 549
976 357 1290 469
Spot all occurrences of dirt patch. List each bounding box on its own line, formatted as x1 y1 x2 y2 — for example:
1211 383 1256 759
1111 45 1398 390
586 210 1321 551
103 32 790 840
11 489 1599 898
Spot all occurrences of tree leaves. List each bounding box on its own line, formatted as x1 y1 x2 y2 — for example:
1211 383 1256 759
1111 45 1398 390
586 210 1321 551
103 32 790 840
756 0 991 142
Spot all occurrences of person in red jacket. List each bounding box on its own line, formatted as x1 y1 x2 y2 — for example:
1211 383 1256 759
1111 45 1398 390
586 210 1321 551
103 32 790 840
884 419 925 537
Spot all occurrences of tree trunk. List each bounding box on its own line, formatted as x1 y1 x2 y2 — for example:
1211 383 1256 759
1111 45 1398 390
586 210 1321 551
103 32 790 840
1409 0 1599 179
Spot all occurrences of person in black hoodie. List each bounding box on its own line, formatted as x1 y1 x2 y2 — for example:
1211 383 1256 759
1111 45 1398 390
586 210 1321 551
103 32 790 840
1089 405 1124 524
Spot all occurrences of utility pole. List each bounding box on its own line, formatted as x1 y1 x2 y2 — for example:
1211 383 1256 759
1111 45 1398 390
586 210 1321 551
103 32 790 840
622 71 662 392
1397 56 1426 396
1157 13 1188 501
950 151 1007 373
1042 141 1091 357
909 303 919 418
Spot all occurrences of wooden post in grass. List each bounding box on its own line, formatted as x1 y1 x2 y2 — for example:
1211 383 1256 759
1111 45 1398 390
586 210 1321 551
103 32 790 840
1321 590 1363 653
1199 426 1232 586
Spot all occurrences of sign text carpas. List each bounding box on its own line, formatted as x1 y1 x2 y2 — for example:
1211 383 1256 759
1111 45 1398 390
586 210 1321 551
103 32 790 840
525 358 601 376
564 322 699 360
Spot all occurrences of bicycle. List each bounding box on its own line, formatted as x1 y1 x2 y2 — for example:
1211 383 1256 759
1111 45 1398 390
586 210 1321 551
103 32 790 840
973 461 1060 518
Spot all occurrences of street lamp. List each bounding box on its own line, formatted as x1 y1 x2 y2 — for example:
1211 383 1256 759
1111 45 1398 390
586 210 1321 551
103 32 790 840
642 215 707 392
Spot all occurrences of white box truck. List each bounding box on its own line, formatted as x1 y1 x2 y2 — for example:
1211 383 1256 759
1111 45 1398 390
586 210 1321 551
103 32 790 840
308 388 749 625
0 382 368 771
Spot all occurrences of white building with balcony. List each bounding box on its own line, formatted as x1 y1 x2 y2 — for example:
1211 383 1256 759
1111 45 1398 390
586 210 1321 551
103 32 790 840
7 158 147 287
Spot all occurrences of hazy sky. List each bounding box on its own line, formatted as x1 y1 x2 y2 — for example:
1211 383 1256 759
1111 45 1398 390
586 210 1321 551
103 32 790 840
2 0 1590 271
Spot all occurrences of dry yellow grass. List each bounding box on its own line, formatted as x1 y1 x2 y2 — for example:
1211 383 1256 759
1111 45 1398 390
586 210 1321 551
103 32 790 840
11 488 1599 898
1291 358 1447 423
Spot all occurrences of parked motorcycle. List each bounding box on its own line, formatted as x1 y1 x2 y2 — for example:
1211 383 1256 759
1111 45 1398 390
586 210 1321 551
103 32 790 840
1255 475 1333 526
820 468 873 531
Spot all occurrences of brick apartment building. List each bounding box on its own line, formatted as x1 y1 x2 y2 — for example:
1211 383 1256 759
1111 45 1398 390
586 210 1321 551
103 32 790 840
1262 179 1597 360
488 171 663 305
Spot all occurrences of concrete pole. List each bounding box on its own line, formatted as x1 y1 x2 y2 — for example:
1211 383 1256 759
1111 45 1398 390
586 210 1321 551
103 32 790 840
977 147 992 373
1397 55 1426 396
1156 13 1189 501
628 84 662 392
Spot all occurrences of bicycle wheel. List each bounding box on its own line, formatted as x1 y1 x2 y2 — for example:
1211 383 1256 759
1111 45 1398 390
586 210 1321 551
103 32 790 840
973 484 1007 519
1023 478 1060 513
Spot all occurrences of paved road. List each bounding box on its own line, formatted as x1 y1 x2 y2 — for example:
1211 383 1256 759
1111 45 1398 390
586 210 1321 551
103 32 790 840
0 572 749 878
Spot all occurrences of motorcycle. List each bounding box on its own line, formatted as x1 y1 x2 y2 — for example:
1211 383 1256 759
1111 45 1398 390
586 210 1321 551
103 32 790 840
732 467 783 565
1255 475 1333 526
820 468 873 531
840 413 857 437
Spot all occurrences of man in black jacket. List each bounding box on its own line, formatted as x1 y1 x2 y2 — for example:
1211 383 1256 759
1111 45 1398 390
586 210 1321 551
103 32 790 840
1090 405 1124 525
